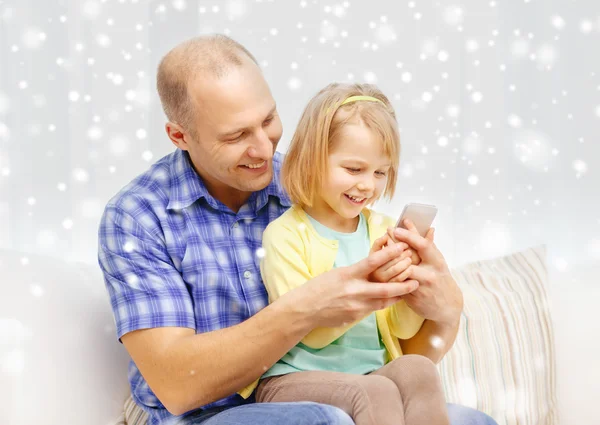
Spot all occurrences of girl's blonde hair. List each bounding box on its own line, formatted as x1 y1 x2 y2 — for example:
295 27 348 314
282 83 400 208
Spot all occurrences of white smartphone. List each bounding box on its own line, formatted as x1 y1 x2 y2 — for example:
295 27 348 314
395 203 438 237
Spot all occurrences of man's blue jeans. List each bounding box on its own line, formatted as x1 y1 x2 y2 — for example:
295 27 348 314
184 402 498 425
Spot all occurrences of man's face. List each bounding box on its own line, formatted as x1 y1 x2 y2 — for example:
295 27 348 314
183 61 282 203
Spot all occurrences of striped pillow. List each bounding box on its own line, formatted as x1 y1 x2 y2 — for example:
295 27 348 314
122 395 147 425
439 245 557 425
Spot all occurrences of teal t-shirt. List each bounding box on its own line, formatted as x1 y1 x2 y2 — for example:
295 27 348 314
262 212 387 378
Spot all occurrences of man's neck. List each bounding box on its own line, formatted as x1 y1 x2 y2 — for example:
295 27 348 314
206 184 251 213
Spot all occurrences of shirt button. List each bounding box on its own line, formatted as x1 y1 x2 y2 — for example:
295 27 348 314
244 270 251 279
233 222 239 228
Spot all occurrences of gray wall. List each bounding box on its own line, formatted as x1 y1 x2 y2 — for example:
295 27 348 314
1 0 598 270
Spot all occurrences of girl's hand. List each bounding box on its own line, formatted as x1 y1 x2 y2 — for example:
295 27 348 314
368 233 412 283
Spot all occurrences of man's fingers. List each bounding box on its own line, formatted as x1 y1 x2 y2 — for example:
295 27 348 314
425 227 435 242
404 264 437 286
393 227 430 252
366 280 419 299
403 219 420 235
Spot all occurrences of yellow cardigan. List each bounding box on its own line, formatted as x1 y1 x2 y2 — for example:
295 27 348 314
238 204 425 398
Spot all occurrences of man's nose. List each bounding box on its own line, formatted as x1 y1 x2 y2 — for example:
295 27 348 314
247 129 273 158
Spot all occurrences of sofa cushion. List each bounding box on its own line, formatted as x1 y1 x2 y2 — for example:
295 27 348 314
439 245 557 425
121 245 558 425
124 395 148 425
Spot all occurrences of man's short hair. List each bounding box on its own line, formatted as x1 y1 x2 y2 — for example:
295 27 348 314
156 34 258 132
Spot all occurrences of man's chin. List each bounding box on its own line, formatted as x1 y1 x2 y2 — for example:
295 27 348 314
236 169 273 192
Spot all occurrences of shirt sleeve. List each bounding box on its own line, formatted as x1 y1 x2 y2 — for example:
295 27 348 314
98 203 195 340
260 222 359 349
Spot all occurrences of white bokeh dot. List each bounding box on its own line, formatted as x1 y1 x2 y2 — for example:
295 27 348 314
136 129 147 139
551 15 565 30
62 218 74 229
466 39 479 52
87 126 103 140
142 150 153 162
508 114 522 128
364 71 377 83
443 5 464 27
468 174 479 185
96 33 111 47
572 159 587 175
82 1 102 19
288 77 302 91
172 0 187 11
227 0 247 20
447 104 461 117
79 198 103 219
401 72 412 83
109 135 131 157
580 20 593 34
22 27 45 49
68 91 80 102
72 167 90 183
471 92 483 103
30 284 45 297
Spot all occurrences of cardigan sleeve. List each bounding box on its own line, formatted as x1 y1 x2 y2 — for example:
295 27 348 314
387 301 425 339
260 222 359 349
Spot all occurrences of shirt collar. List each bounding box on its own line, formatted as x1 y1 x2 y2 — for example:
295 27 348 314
166 149 291 211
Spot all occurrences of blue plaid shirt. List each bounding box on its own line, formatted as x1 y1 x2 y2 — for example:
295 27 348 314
98 149 291 425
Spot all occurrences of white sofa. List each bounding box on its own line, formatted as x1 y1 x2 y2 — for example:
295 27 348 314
1 246 599 425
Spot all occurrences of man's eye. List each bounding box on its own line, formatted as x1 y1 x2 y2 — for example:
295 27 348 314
226 133 244 142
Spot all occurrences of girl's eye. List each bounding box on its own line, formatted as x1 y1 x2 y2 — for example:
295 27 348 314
375 171 387 177
346 167 360 173
263 117 273 126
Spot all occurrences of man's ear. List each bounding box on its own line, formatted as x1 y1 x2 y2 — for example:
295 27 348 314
165 121 192 151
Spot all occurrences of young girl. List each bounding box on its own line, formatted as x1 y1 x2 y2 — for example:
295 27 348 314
253 83 450 425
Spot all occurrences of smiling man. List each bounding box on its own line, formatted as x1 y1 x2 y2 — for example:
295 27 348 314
98 35 497 425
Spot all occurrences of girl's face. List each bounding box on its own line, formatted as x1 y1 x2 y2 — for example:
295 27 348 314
311 122 392 232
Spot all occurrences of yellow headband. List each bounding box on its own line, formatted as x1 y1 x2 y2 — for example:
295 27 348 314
327 95 385 116
340 95 384 106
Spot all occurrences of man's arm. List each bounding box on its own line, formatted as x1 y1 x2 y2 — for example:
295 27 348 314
391 223 465 364
398 313 461 364
121 291 314 415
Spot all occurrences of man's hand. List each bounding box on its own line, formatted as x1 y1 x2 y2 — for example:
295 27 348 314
391 219 463 326
295 243 420 328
